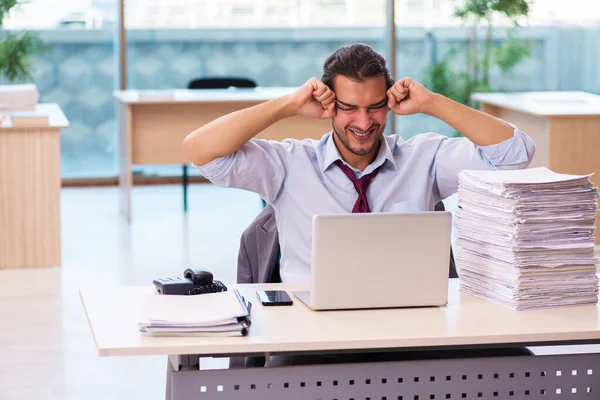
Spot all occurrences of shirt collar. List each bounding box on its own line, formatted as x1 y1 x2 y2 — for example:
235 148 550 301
321 131 397 175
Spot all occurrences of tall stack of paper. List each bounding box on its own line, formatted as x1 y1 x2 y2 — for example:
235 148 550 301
138 289 251 337
0 84 39 114
455 167 599 310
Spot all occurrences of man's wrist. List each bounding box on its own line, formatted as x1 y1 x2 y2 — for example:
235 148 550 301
421 92 444 118
274 94 298 120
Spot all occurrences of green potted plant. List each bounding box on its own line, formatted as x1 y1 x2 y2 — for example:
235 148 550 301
0 0 44 82
425 0 533 110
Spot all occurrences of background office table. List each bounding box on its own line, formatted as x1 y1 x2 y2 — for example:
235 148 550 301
81 280 600 400
472 91 600 244
114 88 331 222
0 104 69 268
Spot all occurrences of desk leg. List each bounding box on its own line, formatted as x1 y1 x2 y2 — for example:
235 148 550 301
169 354 200 371
119 102 133 222
182 164 188 212
167 355 201 400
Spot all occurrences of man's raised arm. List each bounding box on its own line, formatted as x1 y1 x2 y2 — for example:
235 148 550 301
387 77 515 146
183 77 336 166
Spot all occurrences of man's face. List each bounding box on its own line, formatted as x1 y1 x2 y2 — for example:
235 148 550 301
331 75 389 159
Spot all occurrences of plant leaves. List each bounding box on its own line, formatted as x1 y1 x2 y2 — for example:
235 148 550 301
454 0 532 21
494 30 532 72
0 31 45 82
0 0 19 26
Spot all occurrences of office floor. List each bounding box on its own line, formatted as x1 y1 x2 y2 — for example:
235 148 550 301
0 184 599 400
0 184 261 400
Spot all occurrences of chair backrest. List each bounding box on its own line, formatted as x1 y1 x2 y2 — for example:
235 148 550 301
187 77 257 90
435 200 458 278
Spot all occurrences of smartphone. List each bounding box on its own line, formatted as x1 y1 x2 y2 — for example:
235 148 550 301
256 290 293 306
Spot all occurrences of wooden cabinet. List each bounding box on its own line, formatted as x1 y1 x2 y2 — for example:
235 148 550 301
0 104 69 267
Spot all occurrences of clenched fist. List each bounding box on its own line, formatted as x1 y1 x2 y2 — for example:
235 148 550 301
288 77 336 119
387 77 435 116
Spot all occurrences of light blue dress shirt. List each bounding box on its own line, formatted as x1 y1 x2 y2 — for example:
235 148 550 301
197 126 535 283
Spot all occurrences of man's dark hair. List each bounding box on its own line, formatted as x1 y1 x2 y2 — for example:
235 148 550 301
322 43 394 91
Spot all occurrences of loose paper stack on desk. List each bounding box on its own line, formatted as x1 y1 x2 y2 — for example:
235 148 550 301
0 84 39 114
455 167 599 310
138 289 251 337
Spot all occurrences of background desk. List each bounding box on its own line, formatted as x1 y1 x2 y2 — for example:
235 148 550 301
473 91 600 243
114 88 331 222
0 104 69 268
81 280 600 400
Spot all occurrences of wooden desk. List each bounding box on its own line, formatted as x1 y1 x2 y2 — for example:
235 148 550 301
0 104 68 268
81 281 600 400
473 91 600 244
114 88 331 222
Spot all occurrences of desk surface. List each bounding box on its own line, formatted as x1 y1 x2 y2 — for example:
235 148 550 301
80 280 600 357
472 91 600 117
114 87 298 105
0 103 69 130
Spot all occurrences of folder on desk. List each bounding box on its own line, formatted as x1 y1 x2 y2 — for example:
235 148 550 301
138 289 251 337
9 111 49 126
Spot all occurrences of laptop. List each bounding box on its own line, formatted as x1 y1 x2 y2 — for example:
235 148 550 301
293 212 452 310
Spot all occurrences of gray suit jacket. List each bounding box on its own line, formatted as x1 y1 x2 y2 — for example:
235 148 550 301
231 205 279 369
237 205 280 285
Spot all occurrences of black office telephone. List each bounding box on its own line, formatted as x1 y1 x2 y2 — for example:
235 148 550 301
153 268 227 295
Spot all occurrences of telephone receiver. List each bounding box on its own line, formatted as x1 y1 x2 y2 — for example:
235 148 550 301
153 268 228 295
184 268 214 285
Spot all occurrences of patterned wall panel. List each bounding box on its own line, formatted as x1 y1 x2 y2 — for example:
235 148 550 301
11 27 597 178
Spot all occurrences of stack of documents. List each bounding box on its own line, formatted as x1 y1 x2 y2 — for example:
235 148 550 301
0 84 39 114
139 289 251 337
455 167 599 310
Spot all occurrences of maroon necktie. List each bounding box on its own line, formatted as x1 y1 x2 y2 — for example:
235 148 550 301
335 160 380 213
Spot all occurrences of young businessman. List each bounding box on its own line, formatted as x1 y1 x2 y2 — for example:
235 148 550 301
184 43 536 283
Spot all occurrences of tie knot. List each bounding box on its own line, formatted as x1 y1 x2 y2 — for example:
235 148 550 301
334 160 380 213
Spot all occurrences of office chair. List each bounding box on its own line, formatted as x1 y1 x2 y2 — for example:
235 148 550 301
182 77 258 212
187 77 257 90
434 200 458 278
